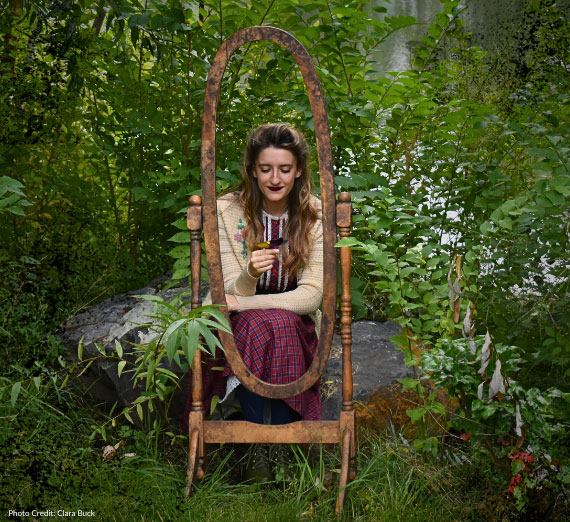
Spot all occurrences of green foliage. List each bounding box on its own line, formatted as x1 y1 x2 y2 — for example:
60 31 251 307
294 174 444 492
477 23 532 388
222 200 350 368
422 334 570 511
0 0 434 359
0 381 482 521
0 176 31 215
333 0 569 386
392 250 570 511
424 336 570 448
329 3 570 510
84 293 231 433
1 0 569 517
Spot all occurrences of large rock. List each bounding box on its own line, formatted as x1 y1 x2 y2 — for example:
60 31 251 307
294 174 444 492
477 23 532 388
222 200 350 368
56 275 194 422
321 320 411 420
56 277 410 426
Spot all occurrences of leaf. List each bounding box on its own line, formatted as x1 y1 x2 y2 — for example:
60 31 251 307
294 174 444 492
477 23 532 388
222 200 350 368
527 147 558 162
200 324 223 356
163 318 189 343
155 367 178 380
479 221 492 235
373 251 390 268
210 394 219 413
133 294 165 303
515 402 523 437
115 339 123 358
335 237 361 248
401 377 421 393
168 231 190 243
498 217 513 230
488 359 506 399
478 331 492 375
462 302 474 340
428 23 443 39
8 206 26 216
11 381 22 407
95 343 106 355
136 403 144 422
197 317 232 335
172 267 191 280
426 256 441 268
77 359 94 378
165 327 180 363
171 218 188 230
129 13 150 27
406 407 426 423
117 360 127 378
467 337 477 356
185 320 200 364
448 276 462 303
78 335 84 360
33 376 41 391
0 175 24 190
477 381 485 400
204 307 231 330
169 245 191 258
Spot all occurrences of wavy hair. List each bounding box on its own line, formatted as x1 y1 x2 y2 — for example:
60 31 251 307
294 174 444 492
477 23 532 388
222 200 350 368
238 123 318 276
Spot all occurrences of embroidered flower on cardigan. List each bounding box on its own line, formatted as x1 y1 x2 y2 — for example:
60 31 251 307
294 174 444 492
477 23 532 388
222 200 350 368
236 219 248 259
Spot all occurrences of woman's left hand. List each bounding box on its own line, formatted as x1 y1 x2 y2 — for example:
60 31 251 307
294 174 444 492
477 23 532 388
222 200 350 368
225 294 239 312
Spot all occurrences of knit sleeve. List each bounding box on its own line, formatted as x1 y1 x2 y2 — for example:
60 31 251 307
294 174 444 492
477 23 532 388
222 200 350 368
218 198 259 297
233 217 323 315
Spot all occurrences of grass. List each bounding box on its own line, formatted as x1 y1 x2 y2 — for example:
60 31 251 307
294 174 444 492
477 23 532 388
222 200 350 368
1 382 492 522
5 379 568 522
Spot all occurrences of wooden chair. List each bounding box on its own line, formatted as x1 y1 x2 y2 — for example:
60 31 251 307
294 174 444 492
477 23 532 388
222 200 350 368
185 26 355 514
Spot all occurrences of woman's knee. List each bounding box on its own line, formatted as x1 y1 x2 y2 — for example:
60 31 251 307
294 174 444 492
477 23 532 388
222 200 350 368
270 309 300 329
232 308 299 331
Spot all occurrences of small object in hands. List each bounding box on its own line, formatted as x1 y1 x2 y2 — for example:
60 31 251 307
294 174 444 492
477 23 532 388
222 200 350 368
254 238 288 251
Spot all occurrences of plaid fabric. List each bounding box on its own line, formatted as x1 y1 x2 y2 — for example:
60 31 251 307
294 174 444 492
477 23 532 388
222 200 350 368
225 309 320 420
183 310 320 426
183 211 321 428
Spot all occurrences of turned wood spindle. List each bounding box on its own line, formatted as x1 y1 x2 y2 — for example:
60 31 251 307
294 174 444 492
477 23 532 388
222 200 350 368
337 192 353 412
187 195 204 413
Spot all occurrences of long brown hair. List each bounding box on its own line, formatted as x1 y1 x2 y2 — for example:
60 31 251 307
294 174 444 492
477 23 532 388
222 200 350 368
238 123 318 275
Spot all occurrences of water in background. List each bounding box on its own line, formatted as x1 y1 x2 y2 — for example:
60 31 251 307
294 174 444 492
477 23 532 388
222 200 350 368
367 0 530 75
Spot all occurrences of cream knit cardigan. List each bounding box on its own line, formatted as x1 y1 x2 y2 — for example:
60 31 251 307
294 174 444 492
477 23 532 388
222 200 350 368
203 192 323 328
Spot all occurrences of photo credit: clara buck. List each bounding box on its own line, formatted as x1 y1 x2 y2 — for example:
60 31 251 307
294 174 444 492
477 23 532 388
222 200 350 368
7 509 96 518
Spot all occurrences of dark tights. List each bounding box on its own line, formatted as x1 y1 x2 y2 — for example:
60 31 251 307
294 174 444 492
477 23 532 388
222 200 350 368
237 385 300 425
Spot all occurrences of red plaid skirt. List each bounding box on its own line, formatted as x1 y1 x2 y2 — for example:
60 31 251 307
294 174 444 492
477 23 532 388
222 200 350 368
183 308 321 427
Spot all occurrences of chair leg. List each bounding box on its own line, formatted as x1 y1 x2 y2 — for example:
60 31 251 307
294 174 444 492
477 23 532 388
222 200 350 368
335 432 352 516
185 428 200 497
349 428 357 482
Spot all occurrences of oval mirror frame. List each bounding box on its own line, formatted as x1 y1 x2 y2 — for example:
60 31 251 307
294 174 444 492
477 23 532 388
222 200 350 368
201 26 336 399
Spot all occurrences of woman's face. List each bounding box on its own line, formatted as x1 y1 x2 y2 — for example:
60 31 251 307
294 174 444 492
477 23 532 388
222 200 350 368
253 147 302 216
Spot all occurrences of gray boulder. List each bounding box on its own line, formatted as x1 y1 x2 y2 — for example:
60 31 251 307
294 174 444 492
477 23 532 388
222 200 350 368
321 320 411 420
56 275 194 422
56 276 409 425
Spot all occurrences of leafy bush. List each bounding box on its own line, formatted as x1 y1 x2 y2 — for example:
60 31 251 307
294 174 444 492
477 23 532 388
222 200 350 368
86 293 231 435
1 0 569 517
423 335 570 509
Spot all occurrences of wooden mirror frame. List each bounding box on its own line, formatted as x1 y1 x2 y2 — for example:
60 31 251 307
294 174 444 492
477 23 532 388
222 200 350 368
201 26 336 399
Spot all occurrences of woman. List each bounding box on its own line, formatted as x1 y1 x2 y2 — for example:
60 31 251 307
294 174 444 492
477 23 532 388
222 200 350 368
186 122 323 481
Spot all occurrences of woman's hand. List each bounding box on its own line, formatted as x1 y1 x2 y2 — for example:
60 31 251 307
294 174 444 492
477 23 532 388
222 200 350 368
225 294 239 312
248 248 279 278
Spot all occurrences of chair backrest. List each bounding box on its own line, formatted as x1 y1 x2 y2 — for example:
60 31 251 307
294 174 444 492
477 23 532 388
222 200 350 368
200 26 336 399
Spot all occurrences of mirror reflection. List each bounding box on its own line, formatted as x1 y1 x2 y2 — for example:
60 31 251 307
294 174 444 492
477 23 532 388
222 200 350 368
206 123 324 430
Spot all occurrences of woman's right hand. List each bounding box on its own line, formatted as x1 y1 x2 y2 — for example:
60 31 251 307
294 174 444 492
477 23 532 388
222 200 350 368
248 248 279 278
